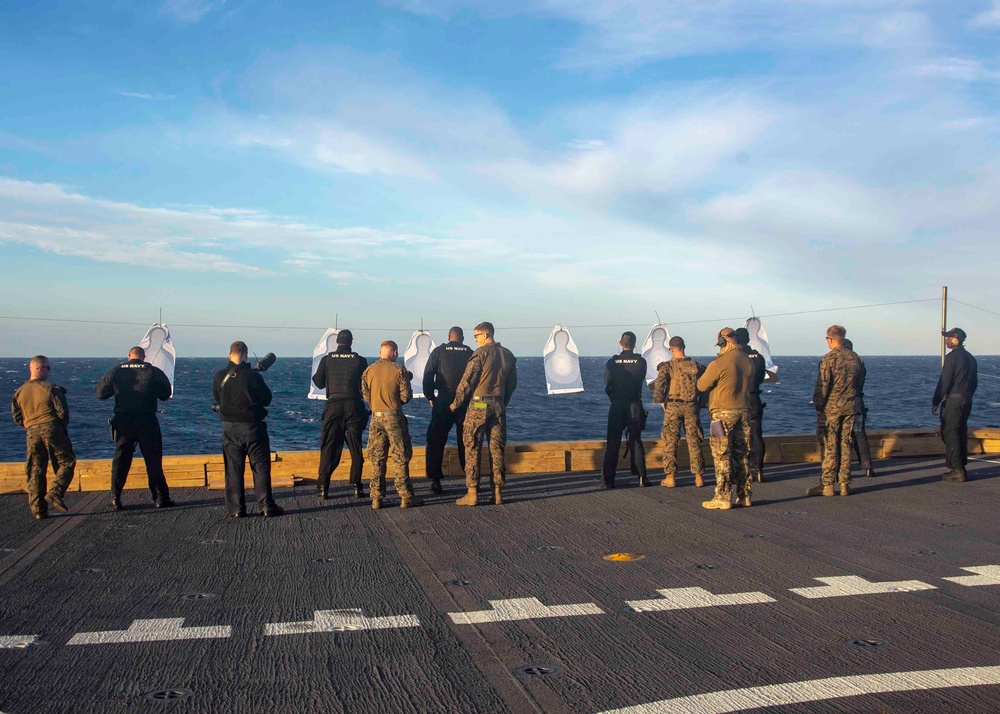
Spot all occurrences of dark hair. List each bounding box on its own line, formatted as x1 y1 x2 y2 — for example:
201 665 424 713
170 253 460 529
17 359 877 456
449 326 464 341
475 322 494 338
843 338 854 350
668 336 685 350
336 329 353 345
229 341 248 357
129 346 146 360
620 331 637 349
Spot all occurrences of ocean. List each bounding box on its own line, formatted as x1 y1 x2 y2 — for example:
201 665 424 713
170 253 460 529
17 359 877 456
1 356 997 462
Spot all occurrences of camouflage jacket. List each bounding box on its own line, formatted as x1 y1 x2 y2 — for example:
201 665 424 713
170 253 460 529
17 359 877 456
451 342 517 409
813 346 863 416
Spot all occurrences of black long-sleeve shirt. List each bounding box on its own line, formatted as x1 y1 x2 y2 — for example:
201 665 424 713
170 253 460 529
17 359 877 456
933 346 978 406
212 361 272 423
95 359 172 415
422 341 473 401
604 350 647 403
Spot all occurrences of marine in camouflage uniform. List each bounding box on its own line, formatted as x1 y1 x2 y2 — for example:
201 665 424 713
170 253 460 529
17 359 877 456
810 325 864 496
11 356 76 518
451 322 517 506
361 342 421 509
649 336 705 487
696 329 756 509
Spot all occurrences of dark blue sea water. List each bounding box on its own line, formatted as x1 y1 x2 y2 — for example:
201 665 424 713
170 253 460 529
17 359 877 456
1 356 997 462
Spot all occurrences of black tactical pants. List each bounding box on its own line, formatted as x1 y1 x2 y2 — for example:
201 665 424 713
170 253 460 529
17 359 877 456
222 421 276 514
425 399 466 480
602 400 646 486
318 399 367 489
111 414 170 503
852 401 873 471
940 396 972 469
748 399 765 478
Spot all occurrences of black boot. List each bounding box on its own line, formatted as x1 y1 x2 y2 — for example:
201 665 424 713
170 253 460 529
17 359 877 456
430 478 444 495
354 483 365 499
109 494 123 511
317 484 329 500
866 468 877 478
638 476 649 487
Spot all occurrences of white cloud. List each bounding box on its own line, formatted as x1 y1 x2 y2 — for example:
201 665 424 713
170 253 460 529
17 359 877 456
915 57 1000 81
971 1 1000 28
120 91 176 100
0 178 494 275
159 0 226 23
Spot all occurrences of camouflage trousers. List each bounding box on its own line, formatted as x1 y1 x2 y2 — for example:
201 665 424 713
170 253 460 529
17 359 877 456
661 403 704 477
462 399 507 490
819 411 855 486
708 409 751 501
366 412 413 499
25 422 76 516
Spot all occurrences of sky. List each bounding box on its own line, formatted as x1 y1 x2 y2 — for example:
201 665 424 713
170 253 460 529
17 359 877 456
0 0 998 358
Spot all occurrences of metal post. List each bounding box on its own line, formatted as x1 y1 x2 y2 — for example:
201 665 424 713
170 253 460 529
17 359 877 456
941 286 948 366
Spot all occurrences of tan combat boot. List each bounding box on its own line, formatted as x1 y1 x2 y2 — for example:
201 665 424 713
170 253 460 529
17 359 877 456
694 473 705 488
490 486 503 505
661 474 676 488
735 495 752 508
702 489 732 510
455 489 478 507
400 494 424 509
806 484 835 497
371 499 383 510
839 482 850 496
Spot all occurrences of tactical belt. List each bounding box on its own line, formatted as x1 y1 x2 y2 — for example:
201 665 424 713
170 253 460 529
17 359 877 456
373 409 403 416
473 395 501 401
669 399 696 404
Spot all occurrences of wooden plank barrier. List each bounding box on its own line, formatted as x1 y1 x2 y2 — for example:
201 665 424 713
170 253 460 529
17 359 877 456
1 427 997 494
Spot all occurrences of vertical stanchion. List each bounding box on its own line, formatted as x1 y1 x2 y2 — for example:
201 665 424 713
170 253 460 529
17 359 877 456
941 286 948 367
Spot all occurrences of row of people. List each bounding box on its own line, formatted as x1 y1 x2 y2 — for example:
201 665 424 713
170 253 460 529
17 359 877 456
9 323 977 518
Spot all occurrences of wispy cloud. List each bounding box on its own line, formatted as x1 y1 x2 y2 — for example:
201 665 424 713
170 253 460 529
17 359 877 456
915 57 1000 82
119 91 176 100
159 0 226 23
971 1 1000 28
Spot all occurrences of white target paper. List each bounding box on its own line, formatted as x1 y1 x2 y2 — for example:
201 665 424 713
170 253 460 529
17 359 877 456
138 323 176 397
745 317 779 381
543 326 584 395
308 328 340 400
404 330 437 399
641 323 671 384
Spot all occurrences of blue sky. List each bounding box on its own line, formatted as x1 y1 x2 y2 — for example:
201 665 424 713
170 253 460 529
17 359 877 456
1 0 998 357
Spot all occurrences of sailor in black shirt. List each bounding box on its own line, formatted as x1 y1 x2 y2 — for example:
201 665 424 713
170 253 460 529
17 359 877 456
422 326 473 493
933 327 979 482
95 346 174 510
601 332 648 488
212 341 282 517
312 329 369 499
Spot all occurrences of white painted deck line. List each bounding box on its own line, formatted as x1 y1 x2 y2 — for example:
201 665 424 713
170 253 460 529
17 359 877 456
264 608 421 636
943 565 1000 587
448 597 604 625
597 665 1000 714
67 618 231 645
789 575 936 599
627 587 776 612
0 635 38 648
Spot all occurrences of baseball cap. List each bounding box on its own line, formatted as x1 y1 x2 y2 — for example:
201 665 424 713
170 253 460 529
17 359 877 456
942 327 967 341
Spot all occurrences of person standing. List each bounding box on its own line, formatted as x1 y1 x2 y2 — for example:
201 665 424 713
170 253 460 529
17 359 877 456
312 329 369 500
212 341 283 518
95 346 174 510
11 356 76 519
602 332 648 489
451 322 517 507
843 338 876 478
423 326 473 494
933 327 978 482
650 337 705 488
361 341 422 510
808 325 864 497
696 328 755 509
732 328 767 482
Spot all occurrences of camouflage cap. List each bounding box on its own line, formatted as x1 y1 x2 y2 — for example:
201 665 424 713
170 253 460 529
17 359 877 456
942 327 967 341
